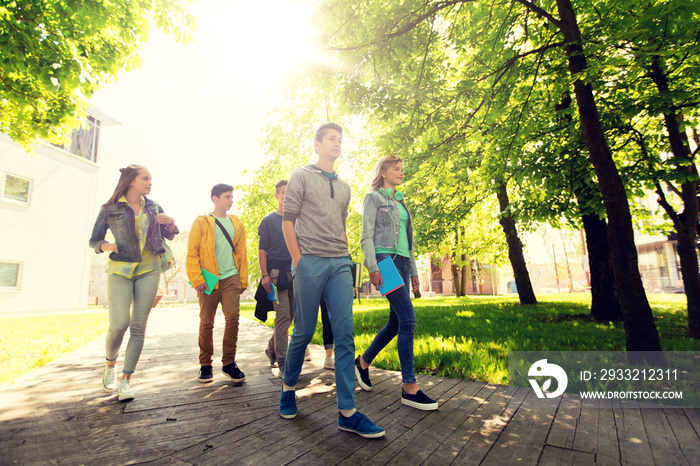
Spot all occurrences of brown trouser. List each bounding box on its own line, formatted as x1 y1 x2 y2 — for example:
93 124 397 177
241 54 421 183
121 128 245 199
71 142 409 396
198 274 241 366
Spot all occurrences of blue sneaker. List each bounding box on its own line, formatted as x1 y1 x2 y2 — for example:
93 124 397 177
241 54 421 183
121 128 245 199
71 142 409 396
279 389 297 419
337 411 385 438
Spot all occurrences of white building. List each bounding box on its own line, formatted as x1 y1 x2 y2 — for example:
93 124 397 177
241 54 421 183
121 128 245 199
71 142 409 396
0 109 118 314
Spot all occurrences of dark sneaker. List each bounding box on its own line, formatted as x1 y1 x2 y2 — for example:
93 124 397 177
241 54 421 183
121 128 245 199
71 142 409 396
198 365 213 383
337 411 385 438
401 389 438 411
279 389 298 419
355 356 372 391
222 362 245 383
265 349 278 367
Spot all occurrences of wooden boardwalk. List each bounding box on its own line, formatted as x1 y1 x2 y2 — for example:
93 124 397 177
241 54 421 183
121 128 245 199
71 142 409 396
0 306 698 465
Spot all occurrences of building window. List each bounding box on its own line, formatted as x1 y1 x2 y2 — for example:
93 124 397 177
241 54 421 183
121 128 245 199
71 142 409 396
0 261 22 290
53 115 101 162
1 173 33 206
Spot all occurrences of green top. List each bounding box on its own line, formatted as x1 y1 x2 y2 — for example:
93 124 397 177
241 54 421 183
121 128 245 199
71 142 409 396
376 201 410 258
213 215 239 279
320 168 336 180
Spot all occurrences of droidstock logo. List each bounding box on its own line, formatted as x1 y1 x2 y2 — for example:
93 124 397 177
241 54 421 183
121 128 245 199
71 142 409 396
528 359 568 398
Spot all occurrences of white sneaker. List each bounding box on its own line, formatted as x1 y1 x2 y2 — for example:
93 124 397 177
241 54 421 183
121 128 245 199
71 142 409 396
324 357 335 370
117 378 135 401
102 364 117 392
304 347 312 361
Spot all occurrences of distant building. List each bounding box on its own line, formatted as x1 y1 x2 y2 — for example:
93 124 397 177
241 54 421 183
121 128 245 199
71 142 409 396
0 108 118 314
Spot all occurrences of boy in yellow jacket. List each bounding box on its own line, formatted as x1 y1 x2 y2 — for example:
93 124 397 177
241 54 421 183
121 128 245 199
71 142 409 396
187 184 248 384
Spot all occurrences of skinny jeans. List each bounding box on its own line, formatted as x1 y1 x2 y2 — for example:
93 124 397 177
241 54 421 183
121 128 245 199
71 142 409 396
361 253 417 384
105 267 161 374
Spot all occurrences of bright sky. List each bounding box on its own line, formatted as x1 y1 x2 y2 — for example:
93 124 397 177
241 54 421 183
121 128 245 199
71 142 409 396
90 0 322 227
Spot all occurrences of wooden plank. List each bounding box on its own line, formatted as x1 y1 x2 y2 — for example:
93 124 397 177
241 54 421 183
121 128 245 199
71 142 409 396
593 399 622 466
427 384 525 465
172 371 399 464
641 408 690 465
539 445 595 466
480 388 560 465
327 377 466 465
244 372 403 466
546 393 582 450
663 407 700 463
570 397 601 454
376 381 487 465
613 405 654 465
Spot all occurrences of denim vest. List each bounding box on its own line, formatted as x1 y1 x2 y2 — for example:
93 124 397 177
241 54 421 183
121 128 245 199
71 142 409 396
360 190 418 276
89 197 178 262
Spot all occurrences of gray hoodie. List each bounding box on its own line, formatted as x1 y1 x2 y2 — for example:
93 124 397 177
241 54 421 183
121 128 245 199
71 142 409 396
283 164 351 257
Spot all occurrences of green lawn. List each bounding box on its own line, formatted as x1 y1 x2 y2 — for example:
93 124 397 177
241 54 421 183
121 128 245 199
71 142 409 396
241 293 699 384
2 294 696 387
0 311 109 386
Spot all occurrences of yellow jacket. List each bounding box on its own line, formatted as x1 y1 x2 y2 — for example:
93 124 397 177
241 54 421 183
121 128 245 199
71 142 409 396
187 214 248 290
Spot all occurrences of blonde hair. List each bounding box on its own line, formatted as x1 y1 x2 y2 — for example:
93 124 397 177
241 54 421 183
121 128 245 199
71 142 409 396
369 154 403 191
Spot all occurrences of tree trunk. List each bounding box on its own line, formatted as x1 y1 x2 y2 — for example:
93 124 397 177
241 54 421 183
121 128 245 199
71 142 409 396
581 213 622 321
496 182 537 304
554 0 662 351
461 254 469 295
648 57 700 339
451 252 462 296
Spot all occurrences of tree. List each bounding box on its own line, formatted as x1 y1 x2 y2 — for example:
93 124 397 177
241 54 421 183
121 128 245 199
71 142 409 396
237 74 377 281
590 0 700 337
310 0 666 351
0 0 194 148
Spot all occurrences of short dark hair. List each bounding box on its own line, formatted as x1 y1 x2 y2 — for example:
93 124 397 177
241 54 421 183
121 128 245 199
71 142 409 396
211 183 234 199
314 123 343 143
275 179 288 193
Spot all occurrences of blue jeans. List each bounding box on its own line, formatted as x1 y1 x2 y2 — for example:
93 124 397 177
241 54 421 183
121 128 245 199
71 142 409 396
362 253 417 384
284 255 355 410
106 267 160 374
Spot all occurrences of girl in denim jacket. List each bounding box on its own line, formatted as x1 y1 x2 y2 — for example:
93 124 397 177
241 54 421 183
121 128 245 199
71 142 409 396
89 164 178 401
355 155 438 411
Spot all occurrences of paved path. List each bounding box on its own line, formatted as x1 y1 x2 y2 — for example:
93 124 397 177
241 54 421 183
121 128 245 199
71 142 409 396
0 306 698 465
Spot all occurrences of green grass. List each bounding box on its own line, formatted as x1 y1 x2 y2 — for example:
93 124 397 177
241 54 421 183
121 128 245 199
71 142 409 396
241 293 699 385
0 312 109 385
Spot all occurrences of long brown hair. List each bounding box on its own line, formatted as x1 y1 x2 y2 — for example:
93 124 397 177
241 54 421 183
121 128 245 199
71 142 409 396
369 155 403 191
104 164 147 206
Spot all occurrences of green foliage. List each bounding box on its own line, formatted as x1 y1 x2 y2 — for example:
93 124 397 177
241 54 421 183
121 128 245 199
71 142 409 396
242 293 697 384
0 0 195 149
0 311 108 385
305 0 700 256
236 75 379 280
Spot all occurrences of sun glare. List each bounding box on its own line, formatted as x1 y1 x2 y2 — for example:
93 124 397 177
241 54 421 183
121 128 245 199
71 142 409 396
193 0 324 90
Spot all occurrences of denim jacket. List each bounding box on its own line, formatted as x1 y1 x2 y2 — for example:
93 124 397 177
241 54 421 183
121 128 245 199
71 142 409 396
89 197 179 262
360 190 418 277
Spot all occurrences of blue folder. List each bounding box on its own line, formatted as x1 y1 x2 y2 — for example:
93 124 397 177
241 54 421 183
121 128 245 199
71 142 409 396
377 257 405 296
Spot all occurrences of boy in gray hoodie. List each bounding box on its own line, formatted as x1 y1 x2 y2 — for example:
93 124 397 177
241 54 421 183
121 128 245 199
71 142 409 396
278 123 385 439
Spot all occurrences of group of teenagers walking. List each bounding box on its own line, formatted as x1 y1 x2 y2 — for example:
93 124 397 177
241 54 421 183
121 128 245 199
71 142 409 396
89 123 437 439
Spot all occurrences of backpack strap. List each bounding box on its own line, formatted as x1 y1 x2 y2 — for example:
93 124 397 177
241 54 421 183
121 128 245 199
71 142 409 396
213 217 236 254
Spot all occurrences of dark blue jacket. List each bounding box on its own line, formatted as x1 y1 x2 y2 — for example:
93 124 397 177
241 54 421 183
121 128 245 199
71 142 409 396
89 197 179 262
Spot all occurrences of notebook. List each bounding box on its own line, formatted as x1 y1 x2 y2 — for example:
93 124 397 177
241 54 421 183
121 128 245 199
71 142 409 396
188 268 219 295
377 257 405 296
267 282 279 303
351 262 362 288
